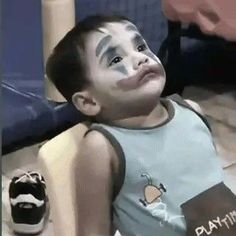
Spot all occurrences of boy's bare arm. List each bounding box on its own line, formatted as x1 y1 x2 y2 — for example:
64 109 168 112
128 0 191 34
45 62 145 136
75 131 116 236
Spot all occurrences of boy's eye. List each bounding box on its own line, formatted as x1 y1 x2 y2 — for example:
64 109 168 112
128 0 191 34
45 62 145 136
137 44 147 52
109 56 123 66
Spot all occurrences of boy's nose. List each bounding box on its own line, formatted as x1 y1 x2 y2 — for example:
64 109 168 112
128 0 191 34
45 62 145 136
133 54 149 70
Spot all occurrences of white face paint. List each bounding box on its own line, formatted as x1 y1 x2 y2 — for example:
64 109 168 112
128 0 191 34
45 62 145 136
84 21 166 114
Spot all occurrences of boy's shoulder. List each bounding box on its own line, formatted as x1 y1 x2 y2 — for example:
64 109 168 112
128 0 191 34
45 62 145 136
184 99 203 115
80 129 118 161
168 94 211 131
82 129 109 147
167 93 203 115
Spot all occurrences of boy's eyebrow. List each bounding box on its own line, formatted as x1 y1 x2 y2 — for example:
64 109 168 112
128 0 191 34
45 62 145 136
98 33 146 64
99 46 117 64
132 33 145 45
125 24 138 32
95 35 112 57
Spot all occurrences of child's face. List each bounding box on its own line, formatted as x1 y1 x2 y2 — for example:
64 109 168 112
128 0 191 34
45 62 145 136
83 21 166 114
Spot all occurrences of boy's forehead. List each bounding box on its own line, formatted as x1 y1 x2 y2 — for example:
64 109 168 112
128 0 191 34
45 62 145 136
85 21 143 57
96 21 140 36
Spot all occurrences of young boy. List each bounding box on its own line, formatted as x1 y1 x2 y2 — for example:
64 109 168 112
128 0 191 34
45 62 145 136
46 15 236 236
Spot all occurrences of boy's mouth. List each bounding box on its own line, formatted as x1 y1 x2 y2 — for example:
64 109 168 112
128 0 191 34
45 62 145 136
138 66 161 84
115 64 163 91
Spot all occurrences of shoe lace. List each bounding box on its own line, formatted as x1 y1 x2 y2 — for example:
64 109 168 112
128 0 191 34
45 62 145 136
15 171 45 184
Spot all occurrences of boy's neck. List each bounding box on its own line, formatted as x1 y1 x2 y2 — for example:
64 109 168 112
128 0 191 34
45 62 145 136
100 100 168 129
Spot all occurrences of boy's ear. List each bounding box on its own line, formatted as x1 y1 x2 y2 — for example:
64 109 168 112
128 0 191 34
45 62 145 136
72 90 101 116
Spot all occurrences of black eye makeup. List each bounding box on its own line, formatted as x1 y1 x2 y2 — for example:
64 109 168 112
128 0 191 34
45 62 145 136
99 45 125 67
105 48 123 67
109 56 123 66
99 46 118 65
132 34 148 52
98 31 153 68
115 65 128 76
137 44 147 52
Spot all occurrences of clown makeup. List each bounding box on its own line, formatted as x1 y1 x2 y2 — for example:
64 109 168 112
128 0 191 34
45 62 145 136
115 65 129 76
83 21 166 113
95 35 112 57
131 33 161 63
94 23 158 77
125 23 139 32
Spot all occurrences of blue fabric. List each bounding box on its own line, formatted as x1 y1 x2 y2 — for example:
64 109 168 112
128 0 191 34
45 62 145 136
2 82 83 154
2 82 54 146
2 82 84 154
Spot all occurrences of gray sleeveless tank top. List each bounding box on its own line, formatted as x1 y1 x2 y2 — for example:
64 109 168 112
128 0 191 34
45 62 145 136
88 96 224 236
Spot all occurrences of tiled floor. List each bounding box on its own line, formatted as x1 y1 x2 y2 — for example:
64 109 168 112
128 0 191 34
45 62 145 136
2 144 55 236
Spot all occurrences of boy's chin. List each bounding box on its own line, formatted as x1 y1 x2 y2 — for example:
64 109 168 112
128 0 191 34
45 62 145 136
128 91 163 106
140 74 165 87
138 81 164 97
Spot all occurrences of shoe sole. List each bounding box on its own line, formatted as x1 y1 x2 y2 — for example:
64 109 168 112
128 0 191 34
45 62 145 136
11 202 50 235
12 217 45 235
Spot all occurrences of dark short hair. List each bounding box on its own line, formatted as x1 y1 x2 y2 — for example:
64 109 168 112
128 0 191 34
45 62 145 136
46 14 129 103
